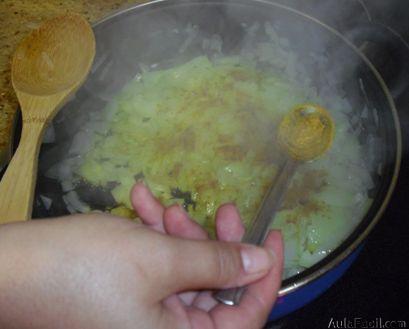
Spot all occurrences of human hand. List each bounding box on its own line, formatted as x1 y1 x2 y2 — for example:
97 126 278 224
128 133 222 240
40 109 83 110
0 183 283 329
131 182 284 329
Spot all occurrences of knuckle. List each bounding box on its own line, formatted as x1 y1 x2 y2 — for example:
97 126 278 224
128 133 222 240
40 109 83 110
156 238 180 277
213 243 240 285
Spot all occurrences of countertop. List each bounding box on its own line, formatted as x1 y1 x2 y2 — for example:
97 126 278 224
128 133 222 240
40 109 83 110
0 0 146 169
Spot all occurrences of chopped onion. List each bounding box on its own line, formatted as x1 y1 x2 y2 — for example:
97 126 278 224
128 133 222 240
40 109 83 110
39 195 53 210
66 204 76 214
63 191 90 213
61 180 75 192
69 131 91 156
43 124 56 144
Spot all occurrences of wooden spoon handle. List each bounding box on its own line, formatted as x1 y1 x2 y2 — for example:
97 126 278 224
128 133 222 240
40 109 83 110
0 122 45 223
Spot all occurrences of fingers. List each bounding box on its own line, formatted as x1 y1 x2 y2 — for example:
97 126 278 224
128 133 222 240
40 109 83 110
163 205 208 240
186 308 215 329
235 231 283 325
192 292 218 312
163 205 209 306
215 203 245 242
178 292 198 306
210 231 284 329
130 182 165 232
189 203 245 311
152 235 275 299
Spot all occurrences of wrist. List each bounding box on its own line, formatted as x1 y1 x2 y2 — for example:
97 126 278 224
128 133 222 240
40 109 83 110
0 223 56 329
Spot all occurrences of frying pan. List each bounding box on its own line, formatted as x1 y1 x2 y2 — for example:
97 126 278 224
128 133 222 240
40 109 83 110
4 0 403 320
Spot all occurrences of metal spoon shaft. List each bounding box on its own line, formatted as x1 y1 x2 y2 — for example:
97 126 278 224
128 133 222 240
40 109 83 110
243 159 297 245
214 158 298 306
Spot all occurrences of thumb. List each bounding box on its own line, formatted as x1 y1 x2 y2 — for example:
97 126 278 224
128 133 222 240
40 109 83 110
152 235 276 297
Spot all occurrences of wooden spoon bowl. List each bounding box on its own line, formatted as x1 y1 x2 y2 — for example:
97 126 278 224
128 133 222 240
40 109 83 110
0 14 95 223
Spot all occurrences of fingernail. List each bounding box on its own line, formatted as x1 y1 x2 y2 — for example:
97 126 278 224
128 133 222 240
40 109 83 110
241 245 275 274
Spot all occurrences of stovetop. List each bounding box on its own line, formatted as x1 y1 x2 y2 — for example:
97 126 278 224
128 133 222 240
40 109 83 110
266 1 409 328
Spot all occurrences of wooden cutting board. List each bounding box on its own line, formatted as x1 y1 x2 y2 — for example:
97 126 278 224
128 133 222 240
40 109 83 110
0 0 147 171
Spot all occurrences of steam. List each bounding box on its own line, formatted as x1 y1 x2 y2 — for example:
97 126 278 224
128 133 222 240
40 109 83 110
34 0 401 276
41 0 394 206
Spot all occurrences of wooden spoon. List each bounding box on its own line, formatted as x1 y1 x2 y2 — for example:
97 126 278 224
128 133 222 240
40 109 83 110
0 14 95 223
215 104 335 306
